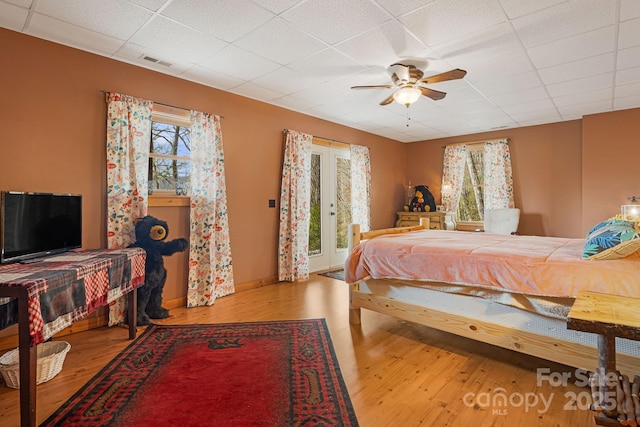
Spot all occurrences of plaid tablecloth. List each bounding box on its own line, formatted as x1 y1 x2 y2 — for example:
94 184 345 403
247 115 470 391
0 248 146 346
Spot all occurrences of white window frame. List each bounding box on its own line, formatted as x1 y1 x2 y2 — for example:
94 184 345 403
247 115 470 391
149 105 191 197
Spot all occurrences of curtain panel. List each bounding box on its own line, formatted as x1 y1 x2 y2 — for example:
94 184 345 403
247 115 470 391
187 111 235 307
105 92 153 325
441 144 468 213
483 139 515 209
278 130 313 282
350 144 371 232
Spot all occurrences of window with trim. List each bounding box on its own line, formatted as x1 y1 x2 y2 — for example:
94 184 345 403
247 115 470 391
149 106 191 196
457 145 484 222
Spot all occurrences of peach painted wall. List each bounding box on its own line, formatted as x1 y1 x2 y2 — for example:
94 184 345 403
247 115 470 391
582 108 640 231
0 28 406 301
406 121 584 238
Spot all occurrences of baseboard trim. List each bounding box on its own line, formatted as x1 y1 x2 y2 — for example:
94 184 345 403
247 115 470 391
0 276 281 350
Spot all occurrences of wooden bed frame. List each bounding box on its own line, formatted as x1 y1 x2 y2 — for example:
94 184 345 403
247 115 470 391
347 219 640 375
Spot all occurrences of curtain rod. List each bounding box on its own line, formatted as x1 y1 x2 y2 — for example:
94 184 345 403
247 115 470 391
282 129 369 149
442 136 509 148
100 90 224 118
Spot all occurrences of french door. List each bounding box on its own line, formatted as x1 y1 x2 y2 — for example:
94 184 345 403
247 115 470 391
308 144 351 273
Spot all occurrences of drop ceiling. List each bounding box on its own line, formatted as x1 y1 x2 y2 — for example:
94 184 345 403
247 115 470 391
2 0 639 143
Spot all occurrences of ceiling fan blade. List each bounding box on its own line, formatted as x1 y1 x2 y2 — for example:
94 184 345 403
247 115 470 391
420 87 447 101
351 84 394 90
419 68 467 85
379 94 395 106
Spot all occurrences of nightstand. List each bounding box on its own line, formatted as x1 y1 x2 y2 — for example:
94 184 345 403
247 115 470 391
395 211 445 229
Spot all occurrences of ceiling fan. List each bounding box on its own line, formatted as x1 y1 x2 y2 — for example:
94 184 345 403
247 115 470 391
351 63 467 107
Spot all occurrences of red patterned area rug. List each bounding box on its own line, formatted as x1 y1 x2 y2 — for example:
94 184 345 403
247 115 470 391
41 320 358 426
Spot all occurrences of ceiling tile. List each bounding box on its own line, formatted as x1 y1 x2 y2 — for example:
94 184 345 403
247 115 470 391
615 94 640 109
615 81 640 98
251 66 325 94
497 0 566 19
489 86 551 107
251 0 301 15
552 87 612 107
198 44 281 81
620 0 640 20
0 2 29 32
33 0 153 40
616 66 640 85
287 48 368 80
230 81 284 101
376 0 437 17
235 17 327 65
130 16 228 64
511 0 615 48
473 71 543 97
458 49 533 84
162 0 274 43
558 99 612 117
508 108 562 123
501 98 556 115
429 22 522 62
3 0 33 7
291 82 352 105
546 73 613 98
399 0 507 46
527 26 615 69
270 95 316 112
618 17 640 49
28 13 125 56
130 0 167 11
334 20 427 67
178 65 245 90
617 45 640 70
281 0 390 45
537 53 614 85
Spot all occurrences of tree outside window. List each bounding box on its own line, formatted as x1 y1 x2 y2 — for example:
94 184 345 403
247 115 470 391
149 121 191 194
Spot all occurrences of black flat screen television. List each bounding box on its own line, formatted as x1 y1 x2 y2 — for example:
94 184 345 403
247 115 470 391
0 191 82 264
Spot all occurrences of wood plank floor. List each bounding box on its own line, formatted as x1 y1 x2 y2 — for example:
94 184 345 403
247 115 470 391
0 275 597 426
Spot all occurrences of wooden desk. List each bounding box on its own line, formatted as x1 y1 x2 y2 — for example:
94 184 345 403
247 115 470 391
0 248 146 427
567 291 640 426
395 211 445 229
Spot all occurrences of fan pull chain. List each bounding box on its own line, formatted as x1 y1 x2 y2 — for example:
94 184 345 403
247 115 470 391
406 106 411 127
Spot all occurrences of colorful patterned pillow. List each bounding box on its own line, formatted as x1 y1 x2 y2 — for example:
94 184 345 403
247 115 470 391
582 219 640 260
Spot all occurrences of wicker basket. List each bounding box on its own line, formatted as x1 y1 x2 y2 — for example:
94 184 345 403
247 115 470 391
0 341 71 389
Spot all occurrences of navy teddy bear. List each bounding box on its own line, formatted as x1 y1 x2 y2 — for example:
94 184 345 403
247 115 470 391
130 216 188 326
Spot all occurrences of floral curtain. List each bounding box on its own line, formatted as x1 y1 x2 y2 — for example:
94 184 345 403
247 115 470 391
105 92 153 325
187 111 234 307
278 130 313 281
350 144 371 232
441 144 468 213
483 139 514 209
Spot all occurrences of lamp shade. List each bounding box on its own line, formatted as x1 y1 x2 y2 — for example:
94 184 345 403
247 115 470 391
622 204 640 221
393 87 421 106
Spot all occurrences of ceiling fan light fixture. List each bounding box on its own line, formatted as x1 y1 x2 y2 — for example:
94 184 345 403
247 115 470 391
393 87 421 106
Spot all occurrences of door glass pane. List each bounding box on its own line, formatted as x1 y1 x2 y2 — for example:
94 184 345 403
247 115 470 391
336 157 351 251
309 153 321 256
457 150 484 221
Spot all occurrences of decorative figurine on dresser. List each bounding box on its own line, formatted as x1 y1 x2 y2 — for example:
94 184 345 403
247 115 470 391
398 184 445 229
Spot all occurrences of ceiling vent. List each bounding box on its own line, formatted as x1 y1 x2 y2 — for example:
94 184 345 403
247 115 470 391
141 55 172 67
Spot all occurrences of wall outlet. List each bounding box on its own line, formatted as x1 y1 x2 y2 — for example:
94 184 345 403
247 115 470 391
269 199 276 208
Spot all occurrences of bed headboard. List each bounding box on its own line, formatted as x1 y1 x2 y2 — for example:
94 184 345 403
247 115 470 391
347 218 430 250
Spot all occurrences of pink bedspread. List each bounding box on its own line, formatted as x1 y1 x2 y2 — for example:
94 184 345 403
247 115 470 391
345 230 640 298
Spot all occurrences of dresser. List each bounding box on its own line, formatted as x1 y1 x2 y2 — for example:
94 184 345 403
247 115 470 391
396 211 445 229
